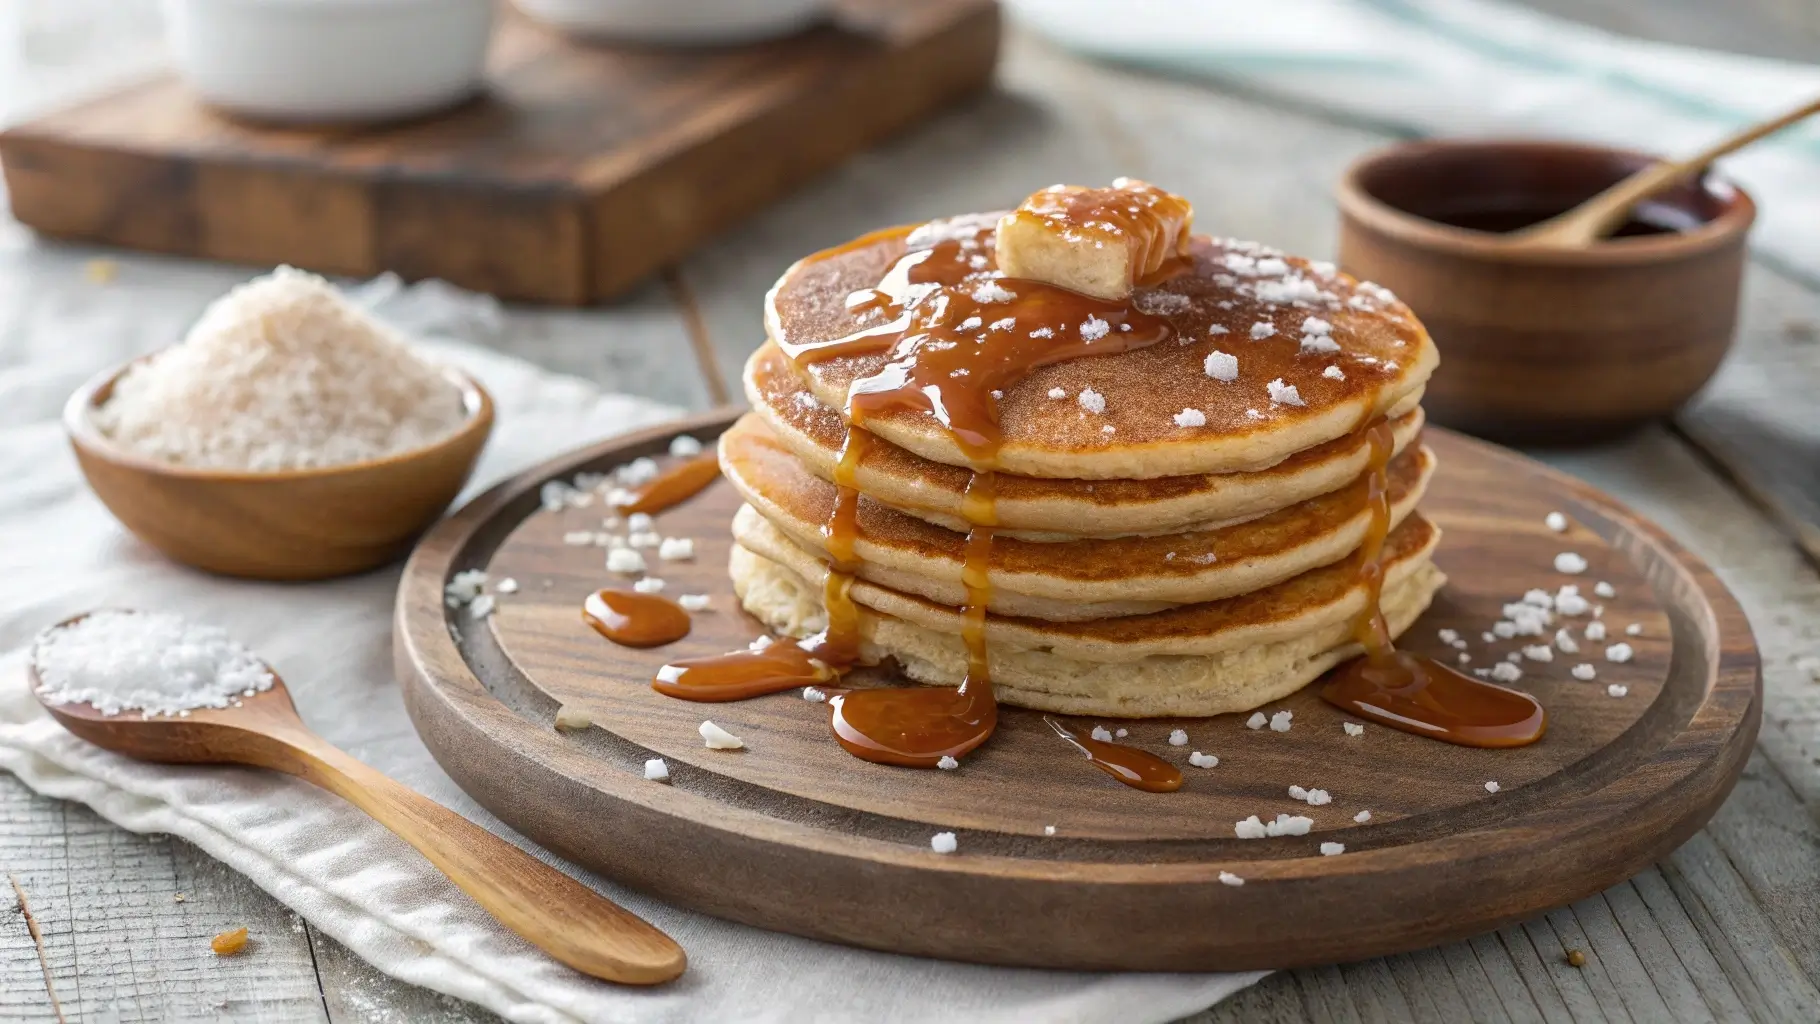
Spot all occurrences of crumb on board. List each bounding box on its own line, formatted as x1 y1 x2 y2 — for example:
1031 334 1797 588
552 705 592 732
211 927 249 956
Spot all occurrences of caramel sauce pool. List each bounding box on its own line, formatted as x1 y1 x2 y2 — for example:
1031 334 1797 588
1319 422 1547 747
583 590 691 648
1047 718 1183 793
655 641 829 702
622 452 722 515
830 685 999 768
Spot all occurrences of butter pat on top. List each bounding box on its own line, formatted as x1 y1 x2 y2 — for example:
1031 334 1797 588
994 178 1194 300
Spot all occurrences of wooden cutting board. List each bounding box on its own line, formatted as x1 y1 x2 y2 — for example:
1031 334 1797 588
0 1 997 305
394 412 1759 970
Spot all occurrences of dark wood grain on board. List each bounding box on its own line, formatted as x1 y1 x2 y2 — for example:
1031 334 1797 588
0 0 1000 305
393 410 1761 971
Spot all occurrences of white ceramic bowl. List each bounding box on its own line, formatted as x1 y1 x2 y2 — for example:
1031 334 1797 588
510 0 829 45
162 0 495 123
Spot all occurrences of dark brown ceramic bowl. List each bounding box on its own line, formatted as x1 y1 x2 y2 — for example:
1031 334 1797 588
1336 139 1755 444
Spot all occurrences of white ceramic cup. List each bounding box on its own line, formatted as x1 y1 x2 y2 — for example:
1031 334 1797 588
510 0 829 45
162 0 495 123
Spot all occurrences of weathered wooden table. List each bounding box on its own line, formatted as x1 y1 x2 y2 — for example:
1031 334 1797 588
3 2 1818 1021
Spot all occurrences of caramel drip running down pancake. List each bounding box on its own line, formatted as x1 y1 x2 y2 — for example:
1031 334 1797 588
777 194 1237 775
744 340 1429 540
1319 423 1547 747
722 412 1434 615
734 511 1443 661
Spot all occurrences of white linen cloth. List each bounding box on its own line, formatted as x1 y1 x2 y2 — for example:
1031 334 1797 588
1009 0 1820 284
0 271 1263 1023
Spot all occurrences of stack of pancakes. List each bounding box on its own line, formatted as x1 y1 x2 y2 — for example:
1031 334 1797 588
720 204 1445 718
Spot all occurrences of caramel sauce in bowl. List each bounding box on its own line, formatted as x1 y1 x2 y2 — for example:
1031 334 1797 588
1337 139 1754 444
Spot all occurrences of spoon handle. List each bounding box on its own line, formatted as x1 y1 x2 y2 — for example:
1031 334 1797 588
1516 95 1820 246
1588 97 1820 236
265 728 686 985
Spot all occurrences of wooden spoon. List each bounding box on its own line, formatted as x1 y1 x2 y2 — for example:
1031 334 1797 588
1505 96 1820 249
28 615 686 986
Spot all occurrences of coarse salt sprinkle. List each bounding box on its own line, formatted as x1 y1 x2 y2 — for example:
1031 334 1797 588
33 611 273 717
94 267 467 471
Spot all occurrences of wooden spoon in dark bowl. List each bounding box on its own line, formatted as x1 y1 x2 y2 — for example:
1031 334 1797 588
28 612 686 986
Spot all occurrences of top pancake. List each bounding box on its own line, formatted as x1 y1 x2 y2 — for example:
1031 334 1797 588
763 217 1438 479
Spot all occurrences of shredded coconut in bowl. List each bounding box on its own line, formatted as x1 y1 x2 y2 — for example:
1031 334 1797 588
32 611 274 718
92 267 468 471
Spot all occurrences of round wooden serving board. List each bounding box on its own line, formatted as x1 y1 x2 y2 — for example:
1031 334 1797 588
396 411 1760 971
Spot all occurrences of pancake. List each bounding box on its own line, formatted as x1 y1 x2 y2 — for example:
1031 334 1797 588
721 413 1434 618
745 340 1426 539
763 221 1438 478
729 517 1445 717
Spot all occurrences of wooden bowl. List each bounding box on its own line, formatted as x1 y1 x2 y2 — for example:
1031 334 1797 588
1336 140 1755 444
64 355 494 580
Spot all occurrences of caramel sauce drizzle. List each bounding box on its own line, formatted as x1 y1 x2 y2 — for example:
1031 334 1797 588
655 639 831 703
777 227 1173 465
1046 718 1183 793
583 590 692 648
1320 422 1547 748
622 452 722 515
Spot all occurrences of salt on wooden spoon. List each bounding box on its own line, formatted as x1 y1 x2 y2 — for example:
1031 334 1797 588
28 609 685 986
1504 95 1820 250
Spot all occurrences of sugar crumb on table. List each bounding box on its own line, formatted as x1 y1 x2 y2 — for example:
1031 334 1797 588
699 721 743 749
